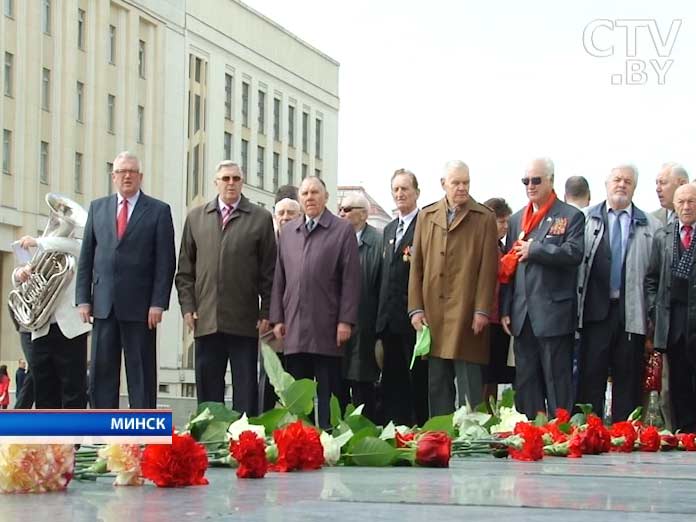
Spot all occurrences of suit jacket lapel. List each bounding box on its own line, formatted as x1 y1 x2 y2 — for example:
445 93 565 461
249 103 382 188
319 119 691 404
122 193 150 241
107 194 118 243
531 201 559 240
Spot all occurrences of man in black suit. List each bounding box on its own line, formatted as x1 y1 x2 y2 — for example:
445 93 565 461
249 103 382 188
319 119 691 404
376 169 428 426
76 151 176 409
501 158 584 418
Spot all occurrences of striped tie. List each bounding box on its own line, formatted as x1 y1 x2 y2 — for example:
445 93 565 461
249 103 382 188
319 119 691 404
221 205 232 229
394 219 404 252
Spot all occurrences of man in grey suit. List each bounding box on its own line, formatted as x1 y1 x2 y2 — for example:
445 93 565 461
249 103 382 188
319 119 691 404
501 157 584 418
77 151 176 409
653 163 689 225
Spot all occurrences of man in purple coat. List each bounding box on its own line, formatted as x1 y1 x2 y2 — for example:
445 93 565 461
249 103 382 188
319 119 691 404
271 176 361 428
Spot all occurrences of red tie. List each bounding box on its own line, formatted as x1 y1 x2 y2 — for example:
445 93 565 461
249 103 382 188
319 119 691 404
682 224 693 250
117 199 128 240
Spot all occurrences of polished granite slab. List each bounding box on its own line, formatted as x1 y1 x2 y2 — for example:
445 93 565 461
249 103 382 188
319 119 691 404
1 452 695 521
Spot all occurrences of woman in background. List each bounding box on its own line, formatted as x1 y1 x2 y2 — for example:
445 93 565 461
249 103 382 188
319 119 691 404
0 365 10 409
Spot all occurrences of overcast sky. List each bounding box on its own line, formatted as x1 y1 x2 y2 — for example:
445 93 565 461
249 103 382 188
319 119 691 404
246 0 696 214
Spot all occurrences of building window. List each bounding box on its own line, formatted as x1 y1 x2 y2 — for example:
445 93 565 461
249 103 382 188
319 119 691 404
108 25 116 64
224 73 233 120
257 146 265 188
42 0 51 34
287 157 294 185
224 131 232 159
241 82 249 127
194 95 201 132
257 91 265 134
76 81 84 122
107 94 115 133
41 68 50 110
189 144 200 199
315 168 321 178
40 142 49 184
2 129 11 174
4 52 13 97
107 162 113 194
182 383 196 398
4 0 13 18
194 57 202 82
273 98 280 141
74 152 83 193
302 164 308 179
77 9 85 49
272 152 279 192
315 119 322 159
241 139 248 175
302 112 309 153
138 40 146 78
288 106 295 147
137 105 144 143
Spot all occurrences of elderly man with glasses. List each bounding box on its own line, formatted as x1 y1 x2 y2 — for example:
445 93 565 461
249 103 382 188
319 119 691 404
500 157 584 418
176 160 276 415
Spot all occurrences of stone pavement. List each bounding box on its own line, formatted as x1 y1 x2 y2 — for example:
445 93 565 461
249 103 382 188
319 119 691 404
2 452 695 521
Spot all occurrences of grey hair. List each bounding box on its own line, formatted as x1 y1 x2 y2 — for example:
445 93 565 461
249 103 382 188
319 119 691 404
662 162 689 182
342 193 370 211
608 163 639 184
113 151 141 172
529 157 555 180
443 160 469 176
274 198 300 213
216 160 243 176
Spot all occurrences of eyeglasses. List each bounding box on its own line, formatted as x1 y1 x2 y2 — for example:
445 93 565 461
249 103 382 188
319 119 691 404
217 174 242 183
521 176 543 186
113 169 140 176
339 206 364 213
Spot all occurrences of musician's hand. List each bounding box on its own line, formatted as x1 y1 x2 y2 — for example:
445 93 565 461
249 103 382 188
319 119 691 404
148 307 163 330
183 312 198 333
18 236 37 249
78 304 93 324
16 265 32 283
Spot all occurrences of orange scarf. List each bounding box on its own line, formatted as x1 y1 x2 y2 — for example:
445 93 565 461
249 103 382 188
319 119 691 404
498 191 557 283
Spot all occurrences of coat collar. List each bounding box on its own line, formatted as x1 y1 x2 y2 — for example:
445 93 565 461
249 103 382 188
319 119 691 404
113 192 150 242
294 208 335 232
204 193 252 215
359 223 378 247
587 200 648 226
424 197 484 231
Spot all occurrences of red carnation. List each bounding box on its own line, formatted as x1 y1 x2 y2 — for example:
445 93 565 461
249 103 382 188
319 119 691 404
230 430 268 479
567 433 583 458
580 415 611 454
141 432 209 487
677 433 696 451
554 408 571 425
396 431 416 448
660 433 678 451
639 426 661 452
509 422 544 461
271 420 324 472
415 431 451 467
609 421 637 453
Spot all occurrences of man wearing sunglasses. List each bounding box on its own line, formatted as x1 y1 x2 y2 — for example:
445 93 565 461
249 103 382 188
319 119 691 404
176 160 276 416
500 157 584 418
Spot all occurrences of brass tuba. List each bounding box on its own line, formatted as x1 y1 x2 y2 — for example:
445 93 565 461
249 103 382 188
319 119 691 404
8 194 88 330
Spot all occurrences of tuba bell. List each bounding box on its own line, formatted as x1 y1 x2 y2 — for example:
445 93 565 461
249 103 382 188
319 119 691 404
8 194 88 330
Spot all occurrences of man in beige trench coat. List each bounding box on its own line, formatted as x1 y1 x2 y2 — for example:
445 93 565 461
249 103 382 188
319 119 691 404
409 160 499 415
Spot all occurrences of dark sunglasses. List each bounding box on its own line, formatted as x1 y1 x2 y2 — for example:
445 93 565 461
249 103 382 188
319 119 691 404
217 174 242 183
521 176 543 186
340 206 364 213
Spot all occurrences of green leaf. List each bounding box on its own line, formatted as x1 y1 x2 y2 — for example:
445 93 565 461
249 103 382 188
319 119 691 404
348 437 397 466
186 402 239 440
499 388 515 409
570 412 586 427
261 343 295 395
475 402 489 413
628 406 643 422
330 395 342 428
380 421 396 441
345 403 356 417
249 407 291 433
347 426 380 451
199 420 231 445
421 414 455 435
279 378 317 416
576 403 594 416
533 412 549 427
344 413 378 435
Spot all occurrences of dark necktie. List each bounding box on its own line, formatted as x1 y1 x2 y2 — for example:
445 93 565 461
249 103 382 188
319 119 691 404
610 210 624 294
394 219 405 252
306 218 316 233
117 199 128 240
682 224 693 250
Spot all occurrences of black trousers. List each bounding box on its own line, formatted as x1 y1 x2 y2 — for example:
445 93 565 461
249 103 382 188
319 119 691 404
195 332 259 416
514 317 574 418
91 314 157 409
15 332 38 409
577 301 644 421
380 329 429 426
668 303 696 432
284 353 342 430
26 325 88 409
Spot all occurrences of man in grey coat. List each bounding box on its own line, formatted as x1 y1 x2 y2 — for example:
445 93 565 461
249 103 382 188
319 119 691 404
338 193 382 420
576 164 661 421
645 183 696 433
271 176 361 429
653 163 689 225
176 161 276 415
